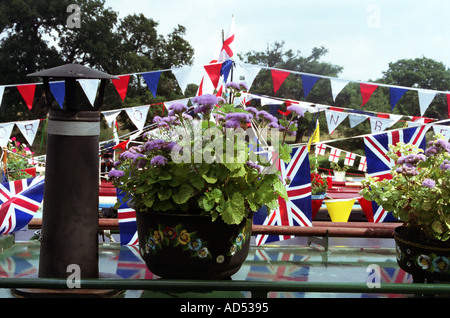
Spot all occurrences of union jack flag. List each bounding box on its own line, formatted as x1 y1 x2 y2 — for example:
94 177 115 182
116 245 155 279
0 176 44 234
254 146 312 245
246 249 310 298
363 126 428 222
116 189 138 246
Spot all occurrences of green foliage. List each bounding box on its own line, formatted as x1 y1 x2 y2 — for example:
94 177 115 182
361 135 450 241
110 84 297 225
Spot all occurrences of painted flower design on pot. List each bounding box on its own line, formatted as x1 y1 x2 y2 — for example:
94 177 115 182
142 223 211 260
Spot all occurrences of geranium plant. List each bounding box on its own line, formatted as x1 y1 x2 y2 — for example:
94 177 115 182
311 172 329 195
5 137 36 180
109 82 304 225
361 135 450 241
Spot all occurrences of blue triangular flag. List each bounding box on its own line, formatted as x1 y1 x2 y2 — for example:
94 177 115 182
220 60 233 83
389 87 408 110
141 71 162 97
49 81 65 108
301 74 320 98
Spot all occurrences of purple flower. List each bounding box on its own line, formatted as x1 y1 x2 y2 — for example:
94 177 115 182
153 116 162 123
440 160 450 171
145 139 166 151
225 82 240 90
223 119 241 129
246 161 262 172
194 105 213 114
256 110 278 124
239 82 249 91
422 178 436 188
150 155 168 167
168 103 188 116
286 105 305 117
108 169 125 178
225 112 252 123
120 151 136 160
193 94 218 107
245 107 258 116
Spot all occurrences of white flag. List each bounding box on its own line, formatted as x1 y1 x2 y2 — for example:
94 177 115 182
328 147 341 163
102 110 121 128
344 152 356 166
78 79 100 106
16 119 40 146
171 66 192 94
325 110 348 134
0 123 14 147
125 105 149 131
418 89 437 116
330 78 349 101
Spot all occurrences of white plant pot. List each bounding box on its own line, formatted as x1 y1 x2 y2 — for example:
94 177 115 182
334 171 346 182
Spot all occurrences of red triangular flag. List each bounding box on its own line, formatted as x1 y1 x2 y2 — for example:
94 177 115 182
112 75 131 102
197 77 204 96
271 69 290 94
360 83 378 106
17 84 36 110
204 63 223 89
447 94 450 118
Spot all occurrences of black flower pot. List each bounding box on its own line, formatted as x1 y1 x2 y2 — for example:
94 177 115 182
135 211 252 279
394 226 450 283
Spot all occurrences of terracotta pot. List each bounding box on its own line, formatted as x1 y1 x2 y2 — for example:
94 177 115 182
394 226 450 283
135 211 252 279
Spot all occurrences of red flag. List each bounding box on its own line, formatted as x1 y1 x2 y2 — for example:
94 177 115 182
17 84 36 110
113 140 130 150
360 83 378 106
204 63 223 89
112 75 131 102
271 69 290 94
447 94 450 118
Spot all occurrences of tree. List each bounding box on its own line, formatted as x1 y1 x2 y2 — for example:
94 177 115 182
0 0 195 125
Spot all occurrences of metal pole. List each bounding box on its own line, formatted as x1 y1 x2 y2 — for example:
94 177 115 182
38 108 100 279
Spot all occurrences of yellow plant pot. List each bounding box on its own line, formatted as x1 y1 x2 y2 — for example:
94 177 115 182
324 198 355 222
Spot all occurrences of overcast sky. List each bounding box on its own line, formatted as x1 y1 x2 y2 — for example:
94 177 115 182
104 0 450 82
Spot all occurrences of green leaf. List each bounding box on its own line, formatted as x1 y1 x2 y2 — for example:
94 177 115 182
158 189 172 201
220 193 246 225
202 174 217 184
172 184 194 204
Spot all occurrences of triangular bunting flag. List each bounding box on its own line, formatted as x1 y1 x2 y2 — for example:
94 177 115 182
49 81 65 109
204 63 223 89
0 123 14 147
330 78 349 101
433 125 450 140
102 110 121 128
369 116 397 133
112 75 131 102
125 105 149 131
389 87 408 110
0 86 4 108
325 110 348 134
78 79 100 106
141 71 162 97
301 74 320 98
171 66 192 94
418 89 437 116
16 119 40 146
220 60 233 83
348 113 367 128
17 84 36 110
242 64 261 90
447 94 450 118
360 83 378 106
271 69 290 94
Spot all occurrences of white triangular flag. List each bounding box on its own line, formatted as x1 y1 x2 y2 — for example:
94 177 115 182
171 66 192 94
0 86 4 108
242 64 261 90
325 110 348 134
369 117 397 133
16 119 40 146
433 125 450 140
330 78 349 101
102 110 121 128
418 89 437 116
0 122 15 147
78 79 100 106
125 105 149 131
348 113 368 128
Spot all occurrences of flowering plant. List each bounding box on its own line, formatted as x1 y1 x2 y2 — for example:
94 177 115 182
109 82 304 225
361 135 450 241
311 172 329 195
5 137 36 181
